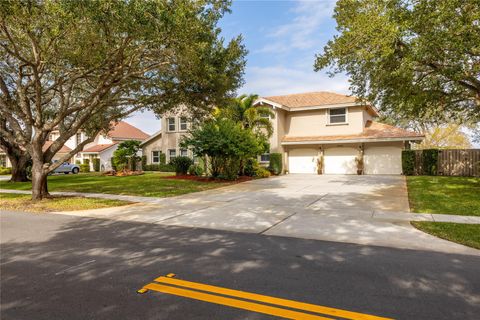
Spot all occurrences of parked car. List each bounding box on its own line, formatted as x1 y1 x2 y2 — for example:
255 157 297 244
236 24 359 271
53 161 80 174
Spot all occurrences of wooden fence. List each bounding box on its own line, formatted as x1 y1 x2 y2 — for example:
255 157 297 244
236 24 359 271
412 149 480 176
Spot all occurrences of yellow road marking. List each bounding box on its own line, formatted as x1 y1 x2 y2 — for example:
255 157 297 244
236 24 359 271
154 276 392 320
143 282 333 320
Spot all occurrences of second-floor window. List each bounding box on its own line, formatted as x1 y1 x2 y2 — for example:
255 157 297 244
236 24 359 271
329 108 347 124
179 117 188 131
167 117 176 131
152 151 160 163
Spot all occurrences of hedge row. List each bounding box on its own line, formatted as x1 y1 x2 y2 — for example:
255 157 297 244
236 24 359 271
143 164 175 172
401 149 439 176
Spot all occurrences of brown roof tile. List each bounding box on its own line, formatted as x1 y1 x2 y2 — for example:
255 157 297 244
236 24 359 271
264 91 358 108
42 141 72 153
82 143 117 153
282 121 424 143
108 121 149 140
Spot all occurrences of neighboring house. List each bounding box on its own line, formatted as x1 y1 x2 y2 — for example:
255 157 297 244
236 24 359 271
254 91 424 174
0 121 149 171
141 110 192 165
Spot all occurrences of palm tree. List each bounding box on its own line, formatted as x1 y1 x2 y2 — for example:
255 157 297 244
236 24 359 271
220 94 275 137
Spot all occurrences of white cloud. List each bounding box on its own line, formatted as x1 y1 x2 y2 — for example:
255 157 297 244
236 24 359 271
258 0 336 53
240 65 350 96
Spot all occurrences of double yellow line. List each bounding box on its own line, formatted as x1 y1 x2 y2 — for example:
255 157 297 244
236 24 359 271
138 274 393 320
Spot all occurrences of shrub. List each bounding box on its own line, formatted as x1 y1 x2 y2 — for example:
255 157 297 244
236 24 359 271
402 150 416 175
141 155 147 170
79 164 90 172
188 164 204 176
83 158 90 165
160 153 166 165
422 149 439 175
223 157 240 180
268 153 282 175
93 158 100 172
143 164 175 172
244 158 258 177
110 157 116 171
170 156 193 175
0 167 12 175
254 167 271 178
75 160 81 165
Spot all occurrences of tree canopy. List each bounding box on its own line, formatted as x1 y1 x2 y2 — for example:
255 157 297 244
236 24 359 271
416 124 472 149
112 140 142 171
315 0 480 125
0 0 246 199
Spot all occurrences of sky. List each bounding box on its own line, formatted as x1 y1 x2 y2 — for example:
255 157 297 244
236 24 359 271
126 0 344 134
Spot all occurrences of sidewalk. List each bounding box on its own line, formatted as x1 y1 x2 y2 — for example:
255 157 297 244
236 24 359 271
2 188 479 225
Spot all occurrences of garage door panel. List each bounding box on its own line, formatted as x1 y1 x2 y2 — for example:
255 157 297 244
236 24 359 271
324 147 357 174
289 148 317 174
364 146 402 175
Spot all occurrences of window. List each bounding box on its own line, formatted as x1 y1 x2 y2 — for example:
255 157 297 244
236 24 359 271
260 153 270 162
259 112 270 119
168 149 176 160
152 151 160 163
167 117 176 131
180 149 188 157
179 117 188 131
75 132 82 146
329 108 347 124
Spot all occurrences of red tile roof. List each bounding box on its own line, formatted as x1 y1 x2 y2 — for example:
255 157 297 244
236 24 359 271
264 91 358 108
107 121 149 140
42 141 72 153
282 121 424 143
82 143 117 153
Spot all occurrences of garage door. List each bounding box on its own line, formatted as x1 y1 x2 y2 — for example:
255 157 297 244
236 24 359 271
289 148 317 173
324 147 357 174
364 146 402 174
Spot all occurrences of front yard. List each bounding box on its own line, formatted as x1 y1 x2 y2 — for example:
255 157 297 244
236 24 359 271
407 176 480 250
0 193 129 213
0 172 233 198
406 176 480 216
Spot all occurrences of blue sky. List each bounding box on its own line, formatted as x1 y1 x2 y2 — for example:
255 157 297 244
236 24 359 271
127 0 344 134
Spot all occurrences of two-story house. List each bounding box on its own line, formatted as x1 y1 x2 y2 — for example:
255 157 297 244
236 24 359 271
141 110 193 165
254 91 423 174
0 121 149 171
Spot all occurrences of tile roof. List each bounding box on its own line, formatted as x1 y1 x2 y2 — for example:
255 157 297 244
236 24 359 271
108 121 149 140
264 91 358 108
82 143 117 153
42 141 72 153
282 121 424 143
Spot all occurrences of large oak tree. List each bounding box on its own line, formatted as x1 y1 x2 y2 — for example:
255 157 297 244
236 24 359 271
315 0 480 126
0 0 246 199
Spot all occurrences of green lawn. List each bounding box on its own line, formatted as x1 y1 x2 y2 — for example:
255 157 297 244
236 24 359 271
406 176 480 216
0 172 231 197
1 192 129 213
412 221 480 249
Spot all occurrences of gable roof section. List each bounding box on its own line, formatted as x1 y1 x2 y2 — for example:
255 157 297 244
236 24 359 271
282 121 424 144
108 121 149 140
140 130 162 146
42 141 72 153
257 91 379 116
82 143 117 153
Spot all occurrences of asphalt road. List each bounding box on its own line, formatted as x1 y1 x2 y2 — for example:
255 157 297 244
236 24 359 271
1 211 479 320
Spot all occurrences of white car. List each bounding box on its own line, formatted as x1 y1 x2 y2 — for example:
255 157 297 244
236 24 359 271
53 162 80 174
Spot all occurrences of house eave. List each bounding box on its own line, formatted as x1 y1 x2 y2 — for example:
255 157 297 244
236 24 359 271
281 136 424 145
140 130 162 146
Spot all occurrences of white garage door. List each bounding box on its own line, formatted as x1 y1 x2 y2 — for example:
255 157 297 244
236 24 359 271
324 147 357 174
289 148 317 173
364 146 402 174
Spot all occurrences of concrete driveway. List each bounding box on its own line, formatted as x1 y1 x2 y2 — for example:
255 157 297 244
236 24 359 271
54 174 479 255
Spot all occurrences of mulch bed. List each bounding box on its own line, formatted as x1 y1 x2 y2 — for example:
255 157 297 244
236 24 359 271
161 175 254 183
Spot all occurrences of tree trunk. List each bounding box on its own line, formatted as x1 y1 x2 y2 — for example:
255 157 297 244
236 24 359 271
9 153 30 182
31 163 49 200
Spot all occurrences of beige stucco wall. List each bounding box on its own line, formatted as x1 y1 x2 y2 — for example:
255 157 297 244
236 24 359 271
286 106 366 137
